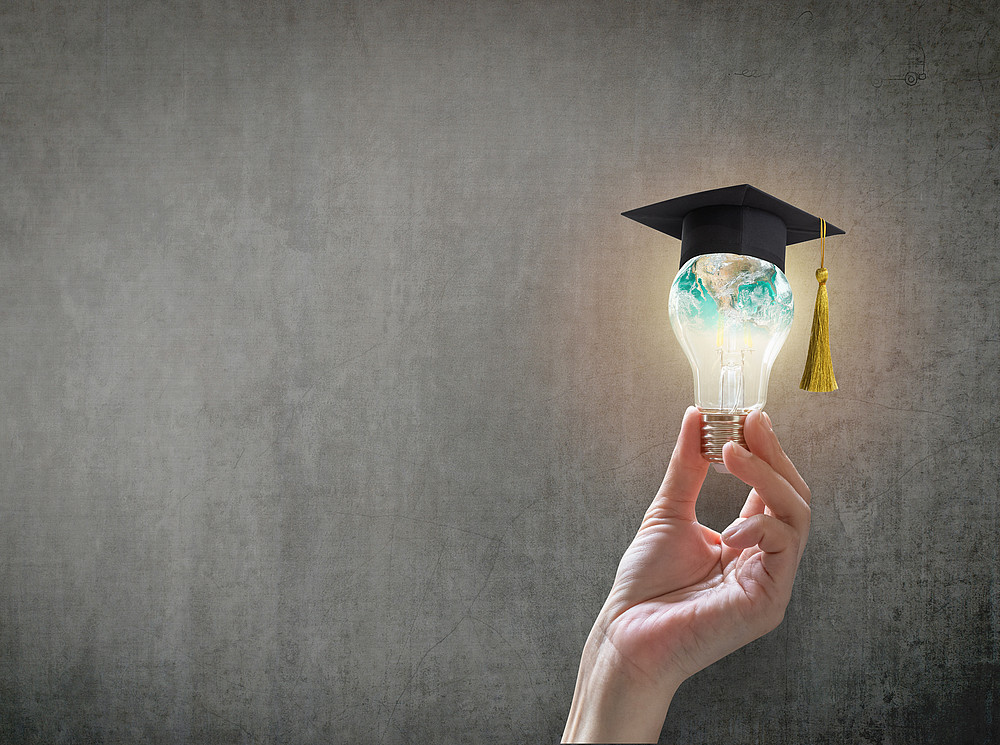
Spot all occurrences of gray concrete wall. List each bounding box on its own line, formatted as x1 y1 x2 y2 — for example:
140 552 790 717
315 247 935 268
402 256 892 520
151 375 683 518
1 1 997 742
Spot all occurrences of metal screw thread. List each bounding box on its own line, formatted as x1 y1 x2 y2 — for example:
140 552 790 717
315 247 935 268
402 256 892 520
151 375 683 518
700 410 748 463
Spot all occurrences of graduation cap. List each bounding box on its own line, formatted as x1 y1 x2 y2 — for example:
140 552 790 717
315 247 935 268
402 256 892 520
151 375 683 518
621 183 844 273
623 183 843 393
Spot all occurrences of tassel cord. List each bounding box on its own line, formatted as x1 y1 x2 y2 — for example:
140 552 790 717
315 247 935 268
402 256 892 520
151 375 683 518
799 218 838 392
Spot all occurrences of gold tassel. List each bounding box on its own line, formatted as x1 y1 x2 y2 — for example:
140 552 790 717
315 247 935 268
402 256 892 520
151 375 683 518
799 218 838 392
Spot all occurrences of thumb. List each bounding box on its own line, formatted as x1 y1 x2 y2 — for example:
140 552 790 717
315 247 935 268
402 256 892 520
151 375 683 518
648 406 709 521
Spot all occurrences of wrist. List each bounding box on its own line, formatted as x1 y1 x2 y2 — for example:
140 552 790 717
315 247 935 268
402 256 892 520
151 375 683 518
562 626 681 743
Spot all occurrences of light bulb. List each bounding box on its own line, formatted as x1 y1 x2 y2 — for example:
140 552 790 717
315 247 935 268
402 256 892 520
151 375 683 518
668 252 794 462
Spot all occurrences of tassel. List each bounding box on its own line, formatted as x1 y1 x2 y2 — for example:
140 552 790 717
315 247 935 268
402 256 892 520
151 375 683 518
799 219 838 392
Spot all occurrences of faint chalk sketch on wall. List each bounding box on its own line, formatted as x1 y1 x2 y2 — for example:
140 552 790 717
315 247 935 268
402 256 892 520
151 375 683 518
872 43 927 87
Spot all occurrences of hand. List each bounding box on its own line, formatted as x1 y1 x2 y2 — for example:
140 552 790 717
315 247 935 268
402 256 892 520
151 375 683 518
562 407 811 743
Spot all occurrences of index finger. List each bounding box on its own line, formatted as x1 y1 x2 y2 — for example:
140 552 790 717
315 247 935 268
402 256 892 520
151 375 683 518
721 441 810 531
743 409 811 504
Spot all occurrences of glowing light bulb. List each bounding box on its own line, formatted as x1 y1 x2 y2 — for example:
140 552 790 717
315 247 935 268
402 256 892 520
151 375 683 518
668 252 794 462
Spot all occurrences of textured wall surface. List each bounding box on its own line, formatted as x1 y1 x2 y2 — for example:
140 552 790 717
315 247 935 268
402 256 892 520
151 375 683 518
1 1 998 743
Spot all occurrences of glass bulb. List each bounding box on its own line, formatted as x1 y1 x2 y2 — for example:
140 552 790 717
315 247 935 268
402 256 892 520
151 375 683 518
668 253 794 462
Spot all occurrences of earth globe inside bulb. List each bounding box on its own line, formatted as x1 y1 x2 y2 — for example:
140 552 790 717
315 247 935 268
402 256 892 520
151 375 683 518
668 253 794 414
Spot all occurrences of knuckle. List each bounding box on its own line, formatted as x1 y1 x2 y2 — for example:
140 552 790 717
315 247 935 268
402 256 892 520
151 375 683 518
788 530 804 557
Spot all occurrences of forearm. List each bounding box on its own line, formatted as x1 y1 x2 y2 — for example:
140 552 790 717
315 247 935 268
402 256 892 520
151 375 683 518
562 627 680 744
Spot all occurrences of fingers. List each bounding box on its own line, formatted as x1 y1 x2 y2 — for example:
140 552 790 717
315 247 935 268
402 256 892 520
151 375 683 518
721 512 803 584
743 410 811 504
721 513 800 555
721 437 810 534
649 406 709 521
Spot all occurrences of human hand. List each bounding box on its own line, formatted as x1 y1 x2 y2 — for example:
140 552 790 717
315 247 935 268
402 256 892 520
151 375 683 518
562 406 811 743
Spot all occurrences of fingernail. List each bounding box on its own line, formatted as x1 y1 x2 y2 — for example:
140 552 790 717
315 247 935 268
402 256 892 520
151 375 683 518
762 411 773 432
722 518 746 539
729 441 751 459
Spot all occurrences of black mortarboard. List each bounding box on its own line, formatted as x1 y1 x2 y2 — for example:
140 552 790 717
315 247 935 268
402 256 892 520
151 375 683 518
621 184 844 273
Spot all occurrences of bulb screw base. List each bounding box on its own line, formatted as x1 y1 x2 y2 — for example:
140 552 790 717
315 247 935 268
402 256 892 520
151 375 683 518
700 410 748 463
